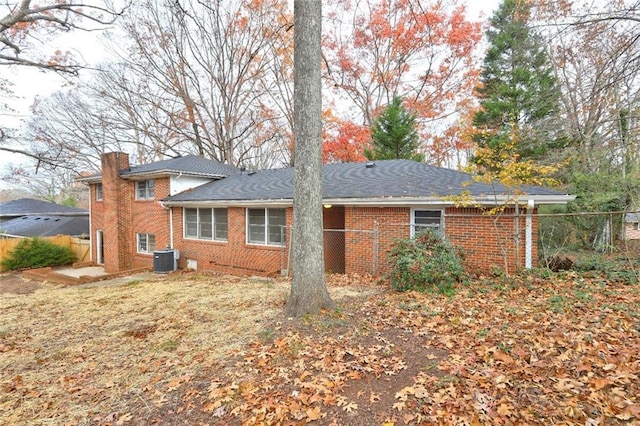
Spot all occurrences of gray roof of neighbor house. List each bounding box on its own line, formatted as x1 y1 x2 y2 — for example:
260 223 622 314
0 215 90 237
0 198 88 218
625 212 640 223
77 155 239 183
163 159 574 206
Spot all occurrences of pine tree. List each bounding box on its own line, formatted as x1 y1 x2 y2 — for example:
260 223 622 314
472 0 561 172
365 96 424 162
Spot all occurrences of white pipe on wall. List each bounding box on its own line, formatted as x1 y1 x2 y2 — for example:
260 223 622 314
526 199 534 269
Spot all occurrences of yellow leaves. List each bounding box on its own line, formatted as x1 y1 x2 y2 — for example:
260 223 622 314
343 401 358 413
392 401 405 411
615 404 640 420
305 406 322 422
589 377 614 391
165 374 192 392
552 377 582 392
395 383 429 411
497 403 513 416
116 412 133 424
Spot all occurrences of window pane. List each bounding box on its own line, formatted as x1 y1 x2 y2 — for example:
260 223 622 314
147 180 155 198
414 210 441 235
268 209 286 245
137 233 156 253
248 209 265 243
200 209 213 239
136 181 146 199
185 209 198 238
415 210 441 222
214 208 228 240
96 184 103 200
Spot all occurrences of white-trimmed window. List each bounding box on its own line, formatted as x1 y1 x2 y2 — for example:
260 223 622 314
247 208 286 246
184 208 228 241
95 183 103 201
137 233 156 254
136 180 155 200
411 209 443 237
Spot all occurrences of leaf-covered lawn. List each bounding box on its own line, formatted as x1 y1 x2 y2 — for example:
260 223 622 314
1 271 639 425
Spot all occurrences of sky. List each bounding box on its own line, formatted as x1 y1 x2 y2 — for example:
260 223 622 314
0 0 500 191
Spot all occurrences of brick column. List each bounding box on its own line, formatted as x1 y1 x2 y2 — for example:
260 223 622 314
101 152 132 273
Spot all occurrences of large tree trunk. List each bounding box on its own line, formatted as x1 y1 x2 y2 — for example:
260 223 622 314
286 0 335 317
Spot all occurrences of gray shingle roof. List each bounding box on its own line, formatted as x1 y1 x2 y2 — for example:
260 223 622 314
0 198 88 218
0 215 89 237
121 155 239 178
164 159 570 204
76 155 239 183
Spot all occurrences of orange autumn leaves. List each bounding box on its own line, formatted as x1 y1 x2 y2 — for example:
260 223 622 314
322 0 482 164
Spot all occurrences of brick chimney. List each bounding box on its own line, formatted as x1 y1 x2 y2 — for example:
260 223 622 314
101 152 132 273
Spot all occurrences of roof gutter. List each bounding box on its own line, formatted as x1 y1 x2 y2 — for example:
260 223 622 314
160 194 575 208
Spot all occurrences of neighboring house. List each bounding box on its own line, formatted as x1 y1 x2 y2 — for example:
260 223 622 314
79 152 574 276
624 212 640 240
0 198 89 238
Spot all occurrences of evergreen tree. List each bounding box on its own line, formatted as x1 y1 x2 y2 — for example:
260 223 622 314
365 96 424 162
472 0 561 172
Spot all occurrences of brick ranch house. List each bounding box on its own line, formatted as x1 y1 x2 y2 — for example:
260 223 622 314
78 152 574 276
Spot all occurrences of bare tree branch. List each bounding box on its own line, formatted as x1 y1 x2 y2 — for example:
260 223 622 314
0 0 127 73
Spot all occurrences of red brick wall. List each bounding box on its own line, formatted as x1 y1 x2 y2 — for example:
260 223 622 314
172 206 292 276
445 207 538 273
340 206 538 276
101 152 132 273
345 206 408 275
93 152 172 273
130 177 171 268
89 183 104 265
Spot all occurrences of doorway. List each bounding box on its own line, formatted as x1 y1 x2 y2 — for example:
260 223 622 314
96 230 104 265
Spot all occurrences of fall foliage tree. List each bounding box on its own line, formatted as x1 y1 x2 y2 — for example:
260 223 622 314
365 96 424 161
286 0 335 318
322 0 482 166
321 116 370 164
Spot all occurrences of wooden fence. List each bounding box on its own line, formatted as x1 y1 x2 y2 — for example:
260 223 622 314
0 235 90 272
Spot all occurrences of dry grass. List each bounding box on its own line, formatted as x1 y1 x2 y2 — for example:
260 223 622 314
0 273 379 425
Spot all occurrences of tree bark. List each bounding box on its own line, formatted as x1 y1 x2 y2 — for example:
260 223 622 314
286 0 335 317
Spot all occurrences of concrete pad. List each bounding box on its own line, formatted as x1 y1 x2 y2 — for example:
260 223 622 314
54 266 109 278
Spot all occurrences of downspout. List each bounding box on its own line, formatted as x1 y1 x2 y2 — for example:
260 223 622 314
88 194 93 262
525 199 534 269
160 201 174 249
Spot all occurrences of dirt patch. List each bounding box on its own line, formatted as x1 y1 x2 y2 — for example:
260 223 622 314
0 272 41 295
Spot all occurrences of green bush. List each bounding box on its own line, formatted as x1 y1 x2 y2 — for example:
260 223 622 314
1 238 75 271
385 230 467 294
572 253 638 285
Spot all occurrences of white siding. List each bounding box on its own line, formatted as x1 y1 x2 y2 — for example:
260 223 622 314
169 176 213 195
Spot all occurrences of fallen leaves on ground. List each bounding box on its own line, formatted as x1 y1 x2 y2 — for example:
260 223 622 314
1 271 639 425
